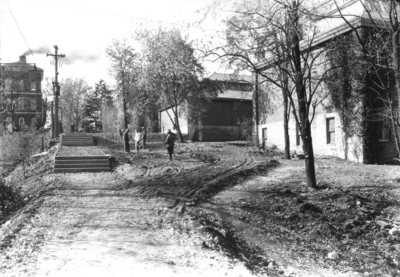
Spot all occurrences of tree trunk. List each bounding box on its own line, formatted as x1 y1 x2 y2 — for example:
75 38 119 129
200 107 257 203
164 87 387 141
253 72 260 147
302 119 317 188
392 14 400 158
283 88 291 159
290 4 317 189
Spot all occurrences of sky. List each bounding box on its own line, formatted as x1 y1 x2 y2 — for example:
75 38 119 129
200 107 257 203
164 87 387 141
0 0 229 89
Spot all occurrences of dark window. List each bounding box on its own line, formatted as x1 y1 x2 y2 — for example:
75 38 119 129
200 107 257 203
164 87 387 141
378 117 390 141
326 118 335 144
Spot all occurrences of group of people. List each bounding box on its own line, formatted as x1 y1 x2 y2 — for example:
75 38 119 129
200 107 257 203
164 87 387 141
119 126 177 161
120 126 147 153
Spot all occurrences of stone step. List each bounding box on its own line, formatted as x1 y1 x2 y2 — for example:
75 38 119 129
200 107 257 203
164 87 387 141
56 156 109 160
54 163 109 168
61 142 93 144
55 161 109 166
61 138 93 140
54 167 112 173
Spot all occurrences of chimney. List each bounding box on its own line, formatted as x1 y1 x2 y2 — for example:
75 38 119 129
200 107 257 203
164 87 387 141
19 55 26 63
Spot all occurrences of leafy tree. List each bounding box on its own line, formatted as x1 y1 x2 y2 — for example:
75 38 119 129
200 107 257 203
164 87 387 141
138 28 219 142
84 79 113 131
59 78 91 130
106 39 141 129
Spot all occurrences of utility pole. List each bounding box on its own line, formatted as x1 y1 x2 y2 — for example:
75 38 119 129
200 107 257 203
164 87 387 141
47 45 65 138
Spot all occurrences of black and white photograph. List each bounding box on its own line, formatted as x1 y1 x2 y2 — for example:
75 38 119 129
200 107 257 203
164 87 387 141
1 0 400 276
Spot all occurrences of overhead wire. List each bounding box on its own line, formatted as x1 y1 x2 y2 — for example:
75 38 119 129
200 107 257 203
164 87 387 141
30 0 225 33
6 4 36 62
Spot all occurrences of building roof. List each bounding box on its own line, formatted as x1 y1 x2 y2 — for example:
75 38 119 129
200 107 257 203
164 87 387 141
207 73 253 100
208 73 253 83
217 89 252 100
256 0 388 70
1 62 43 72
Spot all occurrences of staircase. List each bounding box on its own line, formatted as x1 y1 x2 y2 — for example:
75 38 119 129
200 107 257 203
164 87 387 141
54 156 111 173
61 133 93 146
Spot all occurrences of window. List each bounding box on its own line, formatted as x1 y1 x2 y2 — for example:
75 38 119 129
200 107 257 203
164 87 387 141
31 81 36 91
5 117 12 123
18 98 24 110
296 123 302 146
5 78 12 90
19 117 25 126
378 117 390 141
326 118 335 144
19 80 24 91
31 99 36 110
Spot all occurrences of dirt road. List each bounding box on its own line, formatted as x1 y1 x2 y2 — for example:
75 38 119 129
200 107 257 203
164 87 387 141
3 141 399 277
0 144 262 277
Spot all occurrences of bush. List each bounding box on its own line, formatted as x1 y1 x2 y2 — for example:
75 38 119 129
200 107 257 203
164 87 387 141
0 131 51 176
0 176 23 217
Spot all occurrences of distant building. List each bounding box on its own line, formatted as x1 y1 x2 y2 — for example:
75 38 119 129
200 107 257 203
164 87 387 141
159 73 253 141
0 55 44 131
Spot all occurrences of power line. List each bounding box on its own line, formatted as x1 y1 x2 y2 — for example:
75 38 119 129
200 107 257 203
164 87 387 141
31 0 225 33
6 4 36 62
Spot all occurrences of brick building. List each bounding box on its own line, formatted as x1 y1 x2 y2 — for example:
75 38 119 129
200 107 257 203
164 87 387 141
0 55 44 132
256 0 397 164
159 73 253 142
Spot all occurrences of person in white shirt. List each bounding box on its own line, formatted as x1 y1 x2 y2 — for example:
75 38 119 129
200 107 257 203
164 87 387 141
134 129 141 153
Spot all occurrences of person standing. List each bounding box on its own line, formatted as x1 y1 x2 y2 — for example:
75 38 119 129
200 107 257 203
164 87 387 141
141 126 147 149
134 128 141 153
165 129 176 161
119 129 123 142
123 128 130 153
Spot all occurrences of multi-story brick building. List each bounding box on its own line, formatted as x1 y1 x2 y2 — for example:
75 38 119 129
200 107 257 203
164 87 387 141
0 55 44 131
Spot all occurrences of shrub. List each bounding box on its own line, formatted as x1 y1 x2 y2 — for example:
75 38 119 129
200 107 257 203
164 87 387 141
0 176 23 217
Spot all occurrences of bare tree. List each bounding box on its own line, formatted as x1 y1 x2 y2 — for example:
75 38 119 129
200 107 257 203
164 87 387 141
202 0 332 188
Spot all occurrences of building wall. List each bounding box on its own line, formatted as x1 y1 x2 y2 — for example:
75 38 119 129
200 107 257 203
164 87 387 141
1 62 43 130
258 102 364 163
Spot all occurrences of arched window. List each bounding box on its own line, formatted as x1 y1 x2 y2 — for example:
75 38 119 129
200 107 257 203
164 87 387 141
31 81 36 91
19 117 25 126
5 117 12 123
19 80 24 91
31 99 36 110
5 79 12 90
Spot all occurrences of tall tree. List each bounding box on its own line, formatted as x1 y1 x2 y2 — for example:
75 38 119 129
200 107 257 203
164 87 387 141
106 39 141 129
59 78 91 130
203 0 331 188
85 79 113 131
138 28 219 142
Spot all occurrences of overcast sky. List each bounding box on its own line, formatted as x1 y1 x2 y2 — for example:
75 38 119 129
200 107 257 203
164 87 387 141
0 0 228 88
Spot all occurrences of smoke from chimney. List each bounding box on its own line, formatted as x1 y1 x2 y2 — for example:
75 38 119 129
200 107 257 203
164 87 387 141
22 47 100 65
22 46 49 56
63 51 99 65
